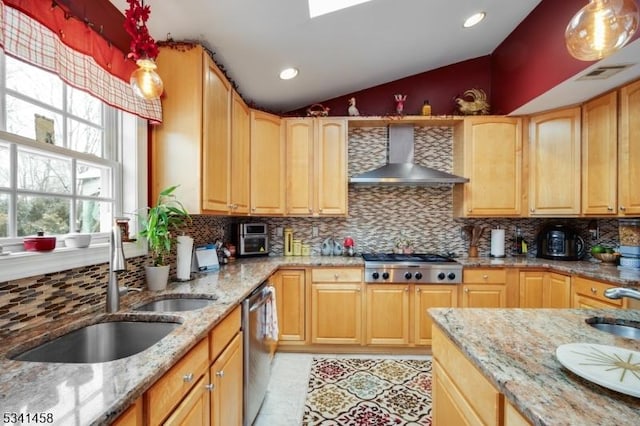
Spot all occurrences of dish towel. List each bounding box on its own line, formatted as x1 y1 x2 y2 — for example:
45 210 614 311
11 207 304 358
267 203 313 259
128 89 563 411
263 285 279 341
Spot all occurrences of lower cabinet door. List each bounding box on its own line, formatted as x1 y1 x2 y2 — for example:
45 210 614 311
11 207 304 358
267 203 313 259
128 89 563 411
461 285 506 308
311 283 363 344
211 333 244 426
163 374 210 426
414 285 458 346
366 284 410 345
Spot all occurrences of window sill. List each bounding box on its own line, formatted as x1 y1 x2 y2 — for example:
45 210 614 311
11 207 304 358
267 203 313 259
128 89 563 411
0 241 147 282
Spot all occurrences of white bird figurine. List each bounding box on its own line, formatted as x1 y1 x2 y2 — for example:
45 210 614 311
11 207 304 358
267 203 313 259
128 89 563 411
348 97 360 116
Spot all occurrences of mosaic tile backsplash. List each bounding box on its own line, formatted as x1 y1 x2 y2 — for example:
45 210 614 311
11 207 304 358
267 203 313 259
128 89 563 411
0 126 624 336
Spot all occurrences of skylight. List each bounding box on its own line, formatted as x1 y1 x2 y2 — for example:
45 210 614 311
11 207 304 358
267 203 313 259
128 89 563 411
308 0 374 18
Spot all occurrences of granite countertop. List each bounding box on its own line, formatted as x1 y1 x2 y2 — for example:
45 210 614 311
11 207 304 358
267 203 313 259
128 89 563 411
0 255 361 426
1 254 638 425
429 307 640 426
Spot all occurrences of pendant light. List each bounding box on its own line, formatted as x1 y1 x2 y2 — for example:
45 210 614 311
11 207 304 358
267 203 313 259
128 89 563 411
565 0 639 61
124 0 163 100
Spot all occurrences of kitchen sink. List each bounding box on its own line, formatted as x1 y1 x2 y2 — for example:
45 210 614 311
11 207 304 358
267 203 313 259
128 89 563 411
11 320 180 363
586 317 640 340
133 295 217 312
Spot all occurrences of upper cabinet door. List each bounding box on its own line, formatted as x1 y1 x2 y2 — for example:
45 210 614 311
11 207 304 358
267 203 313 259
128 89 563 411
202 55 232 213
454 117 522 217
230 92 251 215
315 119 348 216
528 107 581 216
582 91 617 215
250 110 285 215
619 80 640 216
285 119 315 215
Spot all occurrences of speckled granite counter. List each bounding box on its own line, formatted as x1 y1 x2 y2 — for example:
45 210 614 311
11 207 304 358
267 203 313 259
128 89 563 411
457 256 640 286
429 307 640 426
0 256 362 426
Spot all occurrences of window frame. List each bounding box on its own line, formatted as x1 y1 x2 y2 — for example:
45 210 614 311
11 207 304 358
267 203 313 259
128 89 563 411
0 54 148 282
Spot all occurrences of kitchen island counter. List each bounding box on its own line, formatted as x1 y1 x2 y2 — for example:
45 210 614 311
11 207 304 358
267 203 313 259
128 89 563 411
429 307 640 425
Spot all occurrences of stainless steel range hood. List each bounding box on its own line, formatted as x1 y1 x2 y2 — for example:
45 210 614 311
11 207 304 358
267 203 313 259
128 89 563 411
349 124 469 185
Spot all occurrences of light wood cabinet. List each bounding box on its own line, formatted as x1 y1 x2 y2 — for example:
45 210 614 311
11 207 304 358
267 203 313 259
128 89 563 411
582 92 618 215
413 285 458 346
572 276 628 309
432 326 503 426
210 333 243 426
528 108 581 216
272 269 306 344
229 92 251 214
453 116 523 217
111 398 143 426
519 271 570 308
461 269 507 308
164 374 211 426
284 118 348 216
250 110 285 215
144 338 210 425
618 79 640 216
310 268 363 345
365 284 410 345
152 44 231 214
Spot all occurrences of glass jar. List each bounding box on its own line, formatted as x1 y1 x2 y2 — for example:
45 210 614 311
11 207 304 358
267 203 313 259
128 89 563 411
619 219 640 247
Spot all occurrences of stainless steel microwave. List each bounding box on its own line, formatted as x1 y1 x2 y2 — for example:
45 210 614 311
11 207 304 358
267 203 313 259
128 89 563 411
231 223 269 257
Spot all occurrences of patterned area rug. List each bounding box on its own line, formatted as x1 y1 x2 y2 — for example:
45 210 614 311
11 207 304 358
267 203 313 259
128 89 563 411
302 358 432 425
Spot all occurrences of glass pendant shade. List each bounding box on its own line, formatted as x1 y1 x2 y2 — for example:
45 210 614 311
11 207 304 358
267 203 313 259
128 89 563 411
565 0 639 61
130 58 164 100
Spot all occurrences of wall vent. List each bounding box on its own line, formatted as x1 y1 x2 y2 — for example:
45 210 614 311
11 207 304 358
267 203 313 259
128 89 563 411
577 64 635 81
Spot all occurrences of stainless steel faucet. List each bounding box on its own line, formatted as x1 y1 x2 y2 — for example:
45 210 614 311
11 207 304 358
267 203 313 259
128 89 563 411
604 287 640 301
106 223 127 312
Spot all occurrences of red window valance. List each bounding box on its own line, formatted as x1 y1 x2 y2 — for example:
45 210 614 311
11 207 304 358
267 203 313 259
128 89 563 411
0 0 162 122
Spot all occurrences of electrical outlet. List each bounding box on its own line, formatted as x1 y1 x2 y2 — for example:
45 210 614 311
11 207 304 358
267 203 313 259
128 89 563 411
312 226 319 237
276 226 283 237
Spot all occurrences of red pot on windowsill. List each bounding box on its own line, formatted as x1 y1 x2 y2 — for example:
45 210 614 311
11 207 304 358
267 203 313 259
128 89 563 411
23 231 57 252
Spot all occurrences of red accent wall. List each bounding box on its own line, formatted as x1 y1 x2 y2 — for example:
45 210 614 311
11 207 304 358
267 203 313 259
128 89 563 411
288 56 492 117
491 0 640 115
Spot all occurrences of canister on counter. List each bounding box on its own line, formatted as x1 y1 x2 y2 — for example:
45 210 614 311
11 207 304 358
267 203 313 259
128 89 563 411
301 243 311 256
284 228 293 256
292 239 302 256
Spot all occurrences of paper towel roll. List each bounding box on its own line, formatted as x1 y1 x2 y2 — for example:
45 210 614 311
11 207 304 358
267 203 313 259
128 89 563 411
490 229 505 257
176 235 194 280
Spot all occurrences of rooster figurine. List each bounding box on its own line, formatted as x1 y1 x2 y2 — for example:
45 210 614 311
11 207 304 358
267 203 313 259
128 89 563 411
455 88 490 115
348 97 360 116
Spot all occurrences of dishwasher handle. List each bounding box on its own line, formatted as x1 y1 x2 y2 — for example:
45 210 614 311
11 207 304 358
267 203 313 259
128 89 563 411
249 292 272 312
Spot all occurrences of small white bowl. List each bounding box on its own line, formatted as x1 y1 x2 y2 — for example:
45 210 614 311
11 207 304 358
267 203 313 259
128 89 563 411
64 233 92 248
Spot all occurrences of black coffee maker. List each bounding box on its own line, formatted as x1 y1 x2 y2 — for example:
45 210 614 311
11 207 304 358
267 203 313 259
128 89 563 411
536 223 585 260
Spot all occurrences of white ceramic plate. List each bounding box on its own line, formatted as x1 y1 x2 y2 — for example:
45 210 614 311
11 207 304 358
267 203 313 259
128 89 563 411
556 343 640 398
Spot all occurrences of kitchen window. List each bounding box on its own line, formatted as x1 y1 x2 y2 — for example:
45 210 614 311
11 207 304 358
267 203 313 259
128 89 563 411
0 52 148 281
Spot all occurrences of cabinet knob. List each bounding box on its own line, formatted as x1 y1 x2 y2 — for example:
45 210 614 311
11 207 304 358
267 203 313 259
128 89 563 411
590 287 597 294
404 287 409 292
416 288 421 294
252 207 256 211
620 206 626 211
309 208 313 213
205 383 214 391
464 287 469 293
183 373 194 383
334 273 339 280
467 209 472 213
216 370 224 378
607 206 613 211
482 274 488 280
530 208 535 213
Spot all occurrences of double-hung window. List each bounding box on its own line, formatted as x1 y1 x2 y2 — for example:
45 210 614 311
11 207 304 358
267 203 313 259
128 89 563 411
0 52 147 280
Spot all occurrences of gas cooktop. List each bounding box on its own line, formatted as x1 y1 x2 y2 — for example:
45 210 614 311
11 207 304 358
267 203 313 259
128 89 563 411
362 252 462 284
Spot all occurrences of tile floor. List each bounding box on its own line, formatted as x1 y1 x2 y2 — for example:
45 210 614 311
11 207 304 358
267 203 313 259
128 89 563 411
252 352 431 426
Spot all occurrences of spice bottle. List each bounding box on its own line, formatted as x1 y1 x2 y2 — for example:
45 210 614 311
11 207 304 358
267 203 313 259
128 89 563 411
421 100 432 116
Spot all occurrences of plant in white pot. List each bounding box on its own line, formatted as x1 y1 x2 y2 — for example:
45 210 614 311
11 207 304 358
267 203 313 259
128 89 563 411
138 185 191 291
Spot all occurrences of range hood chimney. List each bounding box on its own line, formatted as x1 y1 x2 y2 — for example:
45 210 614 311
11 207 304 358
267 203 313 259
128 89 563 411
349 124 469 185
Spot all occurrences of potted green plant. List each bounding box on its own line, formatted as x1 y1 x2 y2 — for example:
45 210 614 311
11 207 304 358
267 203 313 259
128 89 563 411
138 185 191 290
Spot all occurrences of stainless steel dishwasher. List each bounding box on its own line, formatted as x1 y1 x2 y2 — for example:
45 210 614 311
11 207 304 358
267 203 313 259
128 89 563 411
242 282 273 426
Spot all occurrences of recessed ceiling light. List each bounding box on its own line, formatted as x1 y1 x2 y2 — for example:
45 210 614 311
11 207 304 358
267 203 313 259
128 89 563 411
463 12 486 28
308 0 373 18
279 67 299 80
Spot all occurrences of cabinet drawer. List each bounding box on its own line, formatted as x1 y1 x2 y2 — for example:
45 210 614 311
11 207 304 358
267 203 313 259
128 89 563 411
210 305 242 360
464 268 506 284
312 268 362 282
145 337 209 425
432 326 501 425
572 277 623 307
